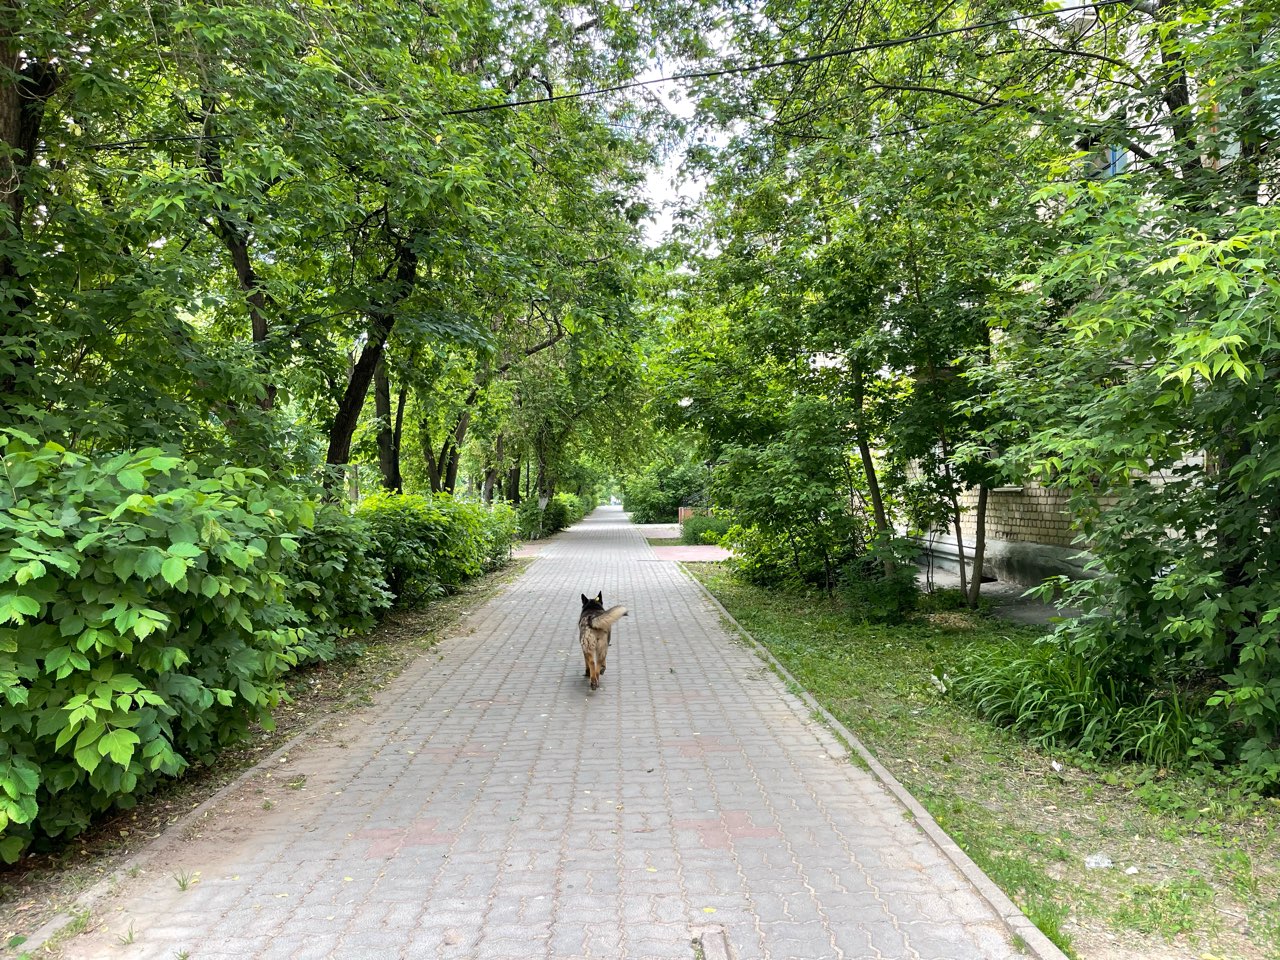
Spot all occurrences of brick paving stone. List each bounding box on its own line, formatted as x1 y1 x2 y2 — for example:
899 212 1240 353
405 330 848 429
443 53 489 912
58 506 1035 960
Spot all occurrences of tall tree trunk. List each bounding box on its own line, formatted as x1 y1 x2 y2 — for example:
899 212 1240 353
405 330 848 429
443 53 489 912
392 382 409 488
422 429 444 493
506 462 522 504
948 490 970 599
966 484 989 609
482 434 503 504
938 427 969 599
374 358 402 492
442 407 472 493
325 243 418 473
198 103 276 409
850 364 893 577
0 20 56 409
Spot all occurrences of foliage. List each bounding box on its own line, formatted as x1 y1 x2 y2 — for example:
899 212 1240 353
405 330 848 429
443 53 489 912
712 399 868 593
516 492 593 539
621 460 707 524
288 505 392 663
0 433 314 860
357 493 513 606
660 0 1280 783
978 191 1280 786
840 539 921 624
948 643 1206 771
723 524 804 590
679 514 730 545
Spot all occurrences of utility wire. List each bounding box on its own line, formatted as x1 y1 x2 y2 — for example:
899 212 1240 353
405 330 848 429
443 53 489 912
441 0 1134 116
87 0 1135 150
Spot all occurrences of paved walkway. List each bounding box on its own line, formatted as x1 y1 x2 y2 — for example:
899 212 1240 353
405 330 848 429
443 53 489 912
62 507 1031 960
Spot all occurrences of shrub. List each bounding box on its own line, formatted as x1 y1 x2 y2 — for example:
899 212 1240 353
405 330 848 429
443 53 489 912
477 500 517 570
288 504 392 662
724 524 805 589
515 492 593 540
622 462 706 523
840 539 921 623
357 493 511 605
516 498 545 540
0 433 316 860
681 514 731 545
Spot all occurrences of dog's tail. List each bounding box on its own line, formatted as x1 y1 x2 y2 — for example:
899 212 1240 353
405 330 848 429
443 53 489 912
590 605 627 630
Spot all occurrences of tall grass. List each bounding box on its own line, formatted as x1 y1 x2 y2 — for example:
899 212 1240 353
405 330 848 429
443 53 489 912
948 644 1201 769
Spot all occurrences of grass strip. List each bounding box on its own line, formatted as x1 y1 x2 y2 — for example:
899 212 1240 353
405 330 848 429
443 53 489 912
684 562 1280 960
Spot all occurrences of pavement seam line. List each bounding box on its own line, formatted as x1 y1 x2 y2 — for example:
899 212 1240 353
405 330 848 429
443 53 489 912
678 561 1071 960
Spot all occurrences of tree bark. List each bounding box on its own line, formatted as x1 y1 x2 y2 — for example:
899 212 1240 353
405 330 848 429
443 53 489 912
374 357 402 492
506 462 522 504
198 103 277 408
392 382 409 488
850 364 893 578
966 484 989 609
325 242 418 471
0 16 57 408
482 434 503 503
443 406 471 493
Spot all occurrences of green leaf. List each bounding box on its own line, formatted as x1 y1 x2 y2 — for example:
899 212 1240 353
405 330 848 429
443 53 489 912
0 835 25 864
160 556 187 587
98 729 141 766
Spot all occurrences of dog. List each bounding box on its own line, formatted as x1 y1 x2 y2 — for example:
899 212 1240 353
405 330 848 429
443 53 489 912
578 592 627 690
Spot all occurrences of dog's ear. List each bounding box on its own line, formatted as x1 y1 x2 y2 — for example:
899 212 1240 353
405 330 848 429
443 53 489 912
595 592 603 604
581 594 590 606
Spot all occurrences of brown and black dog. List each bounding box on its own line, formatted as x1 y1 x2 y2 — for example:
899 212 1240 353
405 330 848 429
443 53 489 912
578 592 627 690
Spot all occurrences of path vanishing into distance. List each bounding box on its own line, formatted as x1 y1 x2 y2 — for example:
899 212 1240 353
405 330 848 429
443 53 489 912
56 507 1058 960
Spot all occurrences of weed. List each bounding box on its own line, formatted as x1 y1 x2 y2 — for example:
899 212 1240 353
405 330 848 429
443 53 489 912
1110 872 1215 937
285 775 307 790
60 910 91 939
118 923 137 945
173 869 198 891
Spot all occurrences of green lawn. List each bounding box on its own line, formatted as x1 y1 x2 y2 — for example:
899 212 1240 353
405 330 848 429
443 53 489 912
684 562 1280 960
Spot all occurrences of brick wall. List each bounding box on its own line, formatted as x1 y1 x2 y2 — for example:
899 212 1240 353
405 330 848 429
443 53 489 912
954 482 1077 548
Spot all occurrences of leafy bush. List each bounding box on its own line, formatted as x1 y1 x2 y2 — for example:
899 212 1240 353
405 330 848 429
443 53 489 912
681 514 731 545
516 499 544 540
288 504 392 662
622 462 706 523
357 493 513 605
0 433 316 860
712 405 865 594
840 539 921 623
477 500 517 570
948 643 1208 770
516 492 593 540
724 524 808 589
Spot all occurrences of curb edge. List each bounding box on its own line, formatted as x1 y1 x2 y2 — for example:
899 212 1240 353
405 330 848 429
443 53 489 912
681 564 1070 960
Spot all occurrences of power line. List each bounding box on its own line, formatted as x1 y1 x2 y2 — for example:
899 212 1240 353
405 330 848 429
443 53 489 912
441 0 1134 117
85 0 1136 150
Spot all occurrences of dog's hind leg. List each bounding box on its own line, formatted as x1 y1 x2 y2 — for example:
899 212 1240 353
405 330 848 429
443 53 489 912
586 639 601 690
